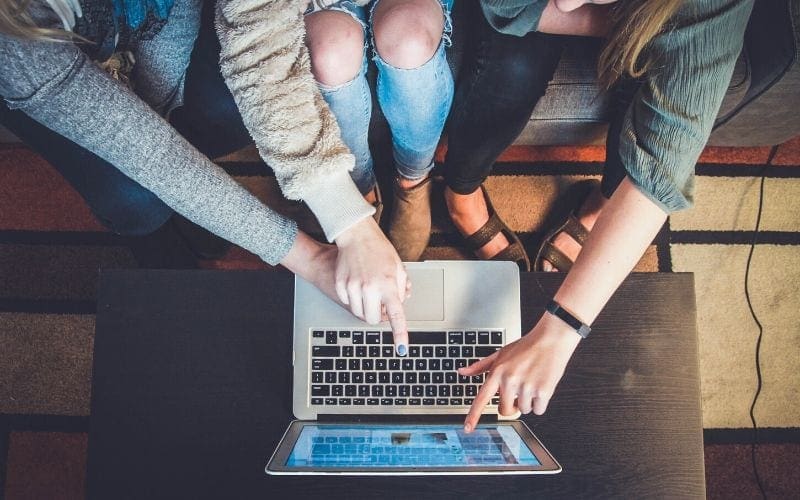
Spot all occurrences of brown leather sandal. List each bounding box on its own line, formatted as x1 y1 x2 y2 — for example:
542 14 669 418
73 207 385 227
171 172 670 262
534 179 599 272
459 185 531 272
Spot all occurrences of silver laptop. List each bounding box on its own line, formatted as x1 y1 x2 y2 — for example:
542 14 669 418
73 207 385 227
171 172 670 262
267 261 561 474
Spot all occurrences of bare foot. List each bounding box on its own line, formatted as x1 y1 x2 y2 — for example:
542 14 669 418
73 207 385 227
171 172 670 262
445 186 510 259
541 186 609 272
364 188 378 205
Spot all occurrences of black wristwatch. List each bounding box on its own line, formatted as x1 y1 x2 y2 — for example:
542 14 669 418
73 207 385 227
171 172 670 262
545 300 591 339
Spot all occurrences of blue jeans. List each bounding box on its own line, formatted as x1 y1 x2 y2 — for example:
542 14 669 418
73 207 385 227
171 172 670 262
0 0 249 236
315 0 455 194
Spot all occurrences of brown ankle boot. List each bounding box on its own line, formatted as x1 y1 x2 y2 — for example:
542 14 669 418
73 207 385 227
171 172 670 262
387 176 433 261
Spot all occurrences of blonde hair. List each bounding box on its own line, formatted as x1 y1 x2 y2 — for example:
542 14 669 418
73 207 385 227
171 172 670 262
0 0 76 40
598 0 685 89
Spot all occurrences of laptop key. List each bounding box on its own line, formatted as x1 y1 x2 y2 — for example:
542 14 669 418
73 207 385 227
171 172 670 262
425 386 436 397
450 398 463 405
438 385 450 397
339 398 351 405
376 359 387 371
392 373 403 384
448 332 464 344
325 398 337 405
332 386 343 396
312 372 323 383
448 346 460 358
353 398 365 405
367 398 379 405
346 385 357 396
475 346 498 358
412 385 424 397
342 346 354 357
445 372 457 384
363 359 374 371
326 331 338 345
436 398 448 406
382 346 394 357
465 385 477 396
356 346 367 357
394 398 407 405
408 331 446 344
366 332 381 344
340 330 351 338
348 359 360 371
405 373 417 384
368 346 380 358
435 346 447 358
312 346 340 357
352 331 364 344
422 346 434 358
359 386 369 396
312 359 333 371
335 359 347 371
325 372 336 383
386 386 397 397
465 331 477 344
423 398 435 405
491 397 500 405
432 373 444 384
311 398 323 405
390 359 401 370
312 330 324 338
419 373 431 384
491 331 503 344
399 385 410 397
452 385 463 397
462 346 474 358
379 373 390 384
415 359 427 371
442 359 454 371
382 331 394 344
353 372 364 383
365 372 377 384
371 386 383 397
381 398 393 406
409 346 420 357
429 359 441 370
409 398 421 405
464 398 474 405
402 359 413 370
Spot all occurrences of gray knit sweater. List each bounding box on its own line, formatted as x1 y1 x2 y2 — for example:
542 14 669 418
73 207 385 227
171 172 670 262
0 0 374 265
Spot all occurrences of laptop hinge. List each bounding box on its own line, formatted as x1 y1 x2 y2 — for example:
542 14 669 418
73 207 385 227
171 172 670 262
317 414 500 424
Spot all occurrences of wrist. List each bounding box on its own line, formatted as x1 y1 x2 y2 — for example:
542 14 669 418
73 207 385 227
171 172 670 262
535 312 582 351
334 217 380 248
280 231 326 276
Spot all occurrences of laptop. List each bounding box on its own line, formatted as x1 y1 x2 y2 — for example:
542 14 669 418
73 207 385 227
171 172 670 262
267 261 561 475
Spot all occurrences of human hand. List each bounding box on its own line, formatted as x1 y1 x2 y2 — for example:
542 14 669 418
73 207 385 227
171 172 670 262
459 312 582 432
334 217 410 355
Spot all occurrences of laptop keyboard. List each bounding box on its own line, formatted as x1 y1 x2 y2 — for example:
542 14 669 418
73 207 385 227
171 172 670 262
309 330 502 408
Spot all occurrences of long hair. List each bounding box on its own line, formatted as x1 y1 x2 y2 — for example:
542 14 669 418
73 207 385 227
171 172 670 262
598 0 685 89
0 0 76 40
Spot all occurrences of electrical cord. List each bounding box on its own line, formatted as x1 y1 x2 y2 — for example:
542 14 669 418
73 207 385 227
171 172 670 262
744 146 777 499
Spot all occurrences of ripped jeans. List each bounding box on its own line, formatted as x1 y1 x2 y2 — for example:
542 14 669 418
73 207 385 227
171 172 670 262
312 0 455 194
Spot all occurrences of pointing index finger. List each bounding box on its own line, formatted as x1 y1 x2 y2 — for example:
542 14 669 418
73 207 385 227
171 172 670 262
464 375 500 433
384 294 408 356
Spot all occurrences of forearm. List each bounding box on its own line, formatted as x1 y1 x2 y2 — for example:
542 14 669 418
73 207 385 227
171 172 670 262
4 46 298 265
537 0 612 37
553 177 667 324
215 0 373 241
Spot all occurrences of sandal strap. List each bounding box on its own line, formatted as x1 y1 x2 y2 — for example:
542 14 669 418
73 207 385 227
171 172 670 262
492 242 530 270
563 215 590 245
463 212 505 252
539 241 573 273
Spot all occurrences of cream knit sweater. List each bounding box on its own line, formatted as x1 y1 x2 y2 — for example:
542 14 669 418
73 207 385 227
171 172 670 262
216 0 374 242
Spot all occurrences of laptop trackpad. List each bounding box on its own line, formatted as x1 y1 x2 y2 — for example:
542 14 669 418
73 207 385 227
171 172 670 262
404 268 444 321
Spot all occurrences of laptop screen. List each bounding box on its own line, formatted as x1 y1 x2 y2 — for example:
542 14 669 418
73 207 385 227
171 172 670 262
285 424 541 468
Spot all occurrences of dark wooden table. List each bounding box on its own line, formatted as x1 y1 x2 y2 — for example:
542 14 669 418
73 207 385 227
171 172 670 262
87 269 705 499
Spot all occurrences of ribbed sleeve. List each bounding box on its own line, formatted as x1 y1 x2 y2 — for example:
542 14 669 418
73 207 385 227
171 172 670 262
618 0 754 213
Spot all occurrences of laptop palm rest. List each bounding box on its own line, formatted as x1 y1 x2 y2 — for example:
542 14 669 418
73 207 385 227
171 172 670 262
404 268 444 321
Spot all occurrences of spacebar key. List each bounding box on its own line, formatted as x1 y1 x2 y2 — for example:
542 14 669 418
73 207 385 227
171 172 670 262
408 332 447 344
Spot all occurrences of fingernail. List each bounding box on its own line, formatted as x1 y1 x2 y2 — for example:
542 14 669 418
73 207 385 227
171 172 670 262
396 344 407 356
464 424 471 432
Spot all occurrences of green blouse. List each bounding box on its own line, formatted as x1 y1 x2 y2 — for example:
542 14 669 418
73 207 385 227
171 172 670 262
480 0 755 212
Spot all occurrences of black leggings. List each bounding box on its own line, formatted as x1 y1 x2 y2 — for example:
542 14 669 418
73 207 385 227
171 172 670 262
443 7 636 199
